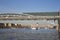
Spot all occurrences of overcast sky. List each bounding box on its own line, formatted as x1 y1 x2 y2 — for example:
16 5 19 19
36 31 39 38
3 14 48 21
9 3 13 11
0 0 60 13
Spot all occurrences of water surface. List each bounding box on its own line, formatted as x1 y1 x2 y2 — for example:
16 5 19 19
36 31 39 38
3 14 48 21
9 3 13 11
0 28 58 40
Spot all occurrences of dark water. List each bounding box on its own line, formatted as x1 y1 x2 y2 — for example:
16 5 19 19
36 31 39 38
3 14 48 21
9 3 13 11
0 28 58 40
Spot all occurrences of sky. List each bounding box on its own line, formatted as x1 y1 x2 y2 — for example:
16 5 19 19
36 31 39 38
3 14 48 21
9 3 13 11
0 0 60 13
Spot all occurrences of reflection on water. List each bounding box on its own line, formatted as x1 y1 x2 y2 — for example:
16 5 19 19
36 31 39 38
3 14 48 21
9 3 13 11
0 28 58 40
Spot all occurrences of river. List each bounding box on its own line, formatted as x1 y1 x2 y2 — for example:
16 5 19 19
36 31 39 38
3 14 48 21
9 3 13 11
0 28 58 40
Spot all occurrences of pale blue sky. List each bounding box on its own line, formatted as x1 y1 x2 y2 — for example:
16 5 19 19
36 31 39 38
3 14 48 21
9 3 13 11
0 0 60 13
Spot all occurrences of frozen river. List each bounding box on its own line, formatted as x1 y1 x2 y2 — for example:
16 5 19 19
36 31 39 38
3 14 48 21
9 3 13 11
0 20 58 25
0 20 59 40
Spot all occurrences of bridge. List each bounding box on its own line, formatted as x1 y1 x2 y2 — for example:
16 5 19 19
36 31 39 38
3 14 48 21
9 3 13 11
0 12 60 30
